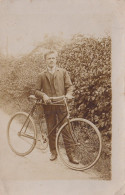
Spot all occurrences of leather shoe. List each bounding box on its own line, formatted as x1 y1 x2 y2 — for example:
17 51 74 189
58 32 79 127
50 153 57 161
68 155 79 164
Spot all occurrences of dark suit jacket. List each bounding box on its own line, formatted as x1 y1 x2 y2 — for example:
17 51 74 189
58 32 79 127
35 67 73 114
35 67 73 98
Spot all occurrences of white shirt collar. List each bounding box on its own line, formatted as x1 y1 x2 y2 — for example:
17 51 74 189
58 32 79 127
47 65 56 74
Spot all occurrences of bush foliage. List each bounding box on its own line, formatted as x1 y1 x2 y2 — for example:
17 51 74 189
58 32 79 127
0 34 111 133
58 35 111 133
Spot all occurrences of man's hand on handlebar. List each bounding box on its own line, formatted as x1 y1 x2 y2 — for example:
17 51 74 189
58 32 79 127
42 94 52 104
65 94 74 100
42 94 74 104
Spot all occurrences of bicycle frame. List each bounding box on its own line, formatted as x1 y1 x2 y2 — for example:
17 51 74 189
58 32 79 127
47 113 67 137
20 96 72 140
7 95 102 170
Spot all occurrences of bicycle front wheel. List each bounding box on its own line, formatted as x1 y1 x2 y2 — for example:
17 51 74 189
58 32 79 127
56 118 102 171
7 112 37 156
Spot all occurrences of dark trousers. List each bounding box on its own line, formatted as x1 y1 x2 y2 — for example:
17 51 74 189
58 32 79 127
44 105 72 156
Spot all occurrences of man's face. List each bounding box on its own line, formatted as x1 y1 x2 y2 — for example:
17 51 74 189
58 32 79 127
45 53 57 69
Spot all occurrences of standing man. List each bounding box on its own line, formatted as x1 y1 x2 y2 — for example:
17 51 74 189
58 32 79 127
35 50 78 164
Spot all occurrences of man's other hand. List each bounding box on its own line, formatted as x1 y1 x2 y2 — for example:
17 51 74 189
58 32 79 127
43 94 52 104
65 94 74 100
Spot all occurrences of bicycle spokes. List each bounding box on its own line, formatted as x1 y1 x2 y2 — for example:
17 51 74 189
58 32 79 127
56 118 102 170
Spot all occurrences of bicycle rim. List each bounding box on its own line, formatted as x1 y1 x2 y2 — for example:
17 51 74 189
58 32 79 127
7 112 37 156
56 118 102 171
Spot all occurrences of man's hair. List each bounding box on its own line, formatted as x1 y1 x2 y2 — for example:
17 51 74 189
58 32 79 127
44 50 58 60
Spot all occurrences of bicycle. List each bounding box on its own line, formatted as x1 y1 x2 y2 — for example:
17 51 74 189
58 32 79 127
7 95 102 171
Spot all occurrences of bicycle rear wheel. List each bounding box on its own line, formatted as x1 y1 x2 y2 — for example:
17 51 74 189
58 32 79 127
7 112 37 156
56 118 102 171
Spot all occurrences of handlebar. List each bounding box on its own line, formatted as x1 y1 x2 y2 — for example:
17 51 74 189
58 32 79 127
28 95 65 101
48 96 66 102
50 96 74 101
49 96 65 100
28 95 72 116
28 95 66 105
29 95 74 102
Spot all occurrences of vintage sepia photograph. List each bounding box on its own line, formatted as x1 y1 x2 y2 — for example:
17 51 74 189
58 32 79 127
0 0 124 194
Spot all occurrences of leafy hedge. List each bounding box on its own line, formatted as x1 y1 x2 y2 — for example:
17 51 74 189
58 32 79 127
58 35 111 134
0 34 111 133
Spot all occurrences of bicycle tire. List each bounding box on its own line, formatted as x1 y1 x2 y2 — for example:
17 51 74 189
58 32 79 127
56 118 102 171
7 112 37 156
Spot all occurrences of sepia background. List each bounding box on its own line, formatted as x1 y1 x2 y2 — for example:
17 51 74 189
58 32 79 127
0 0 125 194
